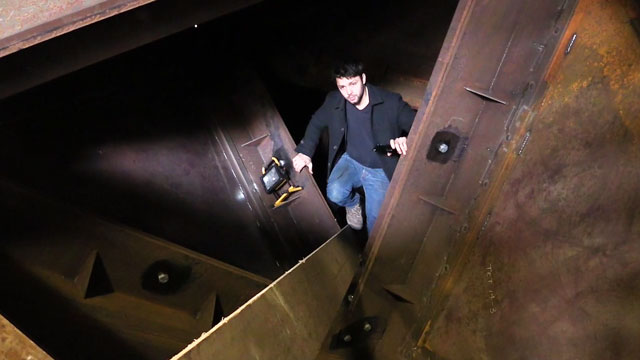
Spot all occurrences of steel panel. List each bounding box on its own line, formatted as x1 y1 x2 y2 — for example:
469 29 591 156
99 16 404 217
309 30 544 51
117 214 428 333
172 226 360 360
426 0 640 358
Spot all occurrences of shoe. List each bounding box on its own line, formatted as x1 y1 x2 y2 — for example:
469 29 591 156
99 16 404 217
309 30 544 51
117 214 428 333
346 202 363 230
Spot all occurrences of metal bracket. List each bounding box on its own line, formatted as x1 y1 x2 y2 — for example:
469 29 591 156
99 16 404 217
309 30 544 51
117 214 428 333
418 195 458 215
464 87 509 105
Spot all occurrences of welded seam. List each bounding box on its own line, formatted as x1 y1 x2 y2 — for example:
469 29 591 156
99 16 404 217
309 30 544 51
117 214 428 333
490 23 519 91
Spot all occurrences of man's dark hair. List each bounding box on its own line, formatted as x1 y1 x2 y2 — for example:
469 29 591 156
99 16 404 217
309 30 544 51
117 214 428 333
332 60 364 79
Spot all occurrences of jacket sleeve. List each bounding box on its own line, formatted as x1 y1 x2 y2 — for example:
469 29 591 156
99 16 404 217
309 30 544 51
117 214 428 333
294 97 330 157
397 94 417 134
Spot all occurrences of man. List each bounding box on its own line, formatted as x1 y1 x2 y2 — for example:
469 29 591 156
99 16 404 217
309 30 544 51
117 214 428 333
293 60 416 234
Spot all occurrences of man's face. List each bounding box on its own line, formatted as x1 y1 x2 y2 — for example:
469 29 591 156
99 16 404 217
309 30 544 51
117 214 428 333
336 74 366 106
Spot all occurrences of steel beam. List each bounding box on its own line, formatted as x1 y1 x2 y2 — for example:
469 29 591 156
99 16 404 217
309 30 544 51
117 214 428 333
0 0 155 58
0 0 262 99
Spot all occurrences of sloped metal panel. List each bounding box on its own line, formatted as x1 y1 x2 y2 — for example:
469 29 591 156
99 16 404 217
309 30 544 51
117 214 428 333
172 227 360 360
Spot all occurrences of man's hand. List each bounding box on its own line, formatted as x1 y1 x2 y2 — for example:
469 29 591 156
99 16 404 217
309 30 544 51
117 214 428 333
293 153 313 174
390 137 408 156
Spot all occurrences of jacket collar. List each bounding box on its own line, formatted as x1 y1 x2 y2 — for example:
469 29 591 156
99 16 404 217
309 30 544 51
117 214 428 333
333 84 384 110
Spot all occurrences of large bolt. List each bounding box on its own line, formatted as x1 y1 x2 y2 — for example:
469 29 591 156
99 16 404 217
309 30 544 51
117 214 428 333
158 272 169 284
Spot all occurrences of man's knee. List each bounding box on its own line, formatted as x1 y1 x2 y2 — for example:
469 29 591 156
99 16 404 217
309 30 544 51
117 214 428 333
326 182 349 204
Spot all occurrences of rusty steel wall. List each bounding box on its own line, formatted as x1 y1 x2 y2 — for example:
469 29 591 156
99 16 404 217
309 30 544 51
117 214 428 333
357 0 580 298
426 0 640 358
337 0 640 359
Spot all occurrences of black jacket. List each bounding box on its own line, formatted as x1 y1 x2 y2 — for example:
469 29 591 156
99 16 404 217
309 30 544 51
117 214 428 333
295 84 416 180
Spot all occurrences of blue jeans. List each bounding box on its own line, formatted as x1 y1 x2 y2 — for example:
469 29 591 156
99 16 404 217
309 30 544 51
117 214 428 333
326 153 390 234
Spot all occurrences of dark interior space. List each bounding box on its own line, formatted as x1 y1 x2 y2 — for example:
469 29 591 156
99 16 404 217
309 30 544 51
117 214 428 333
0 0 458 358
0 0 458 275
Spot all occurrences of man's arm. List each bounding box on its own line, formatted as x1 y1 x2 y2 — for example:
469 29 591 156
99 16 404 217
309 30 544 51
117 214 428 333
293 98 330 173
390 94 417 156
397 95 417 134
293 153 313 174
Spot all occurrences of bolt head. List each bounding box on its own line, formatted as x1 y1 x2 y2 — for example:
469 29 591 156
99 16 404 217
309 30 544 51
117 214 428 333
343 334 352 342
158 272 169 284
437 143 449 153
363 322 372 332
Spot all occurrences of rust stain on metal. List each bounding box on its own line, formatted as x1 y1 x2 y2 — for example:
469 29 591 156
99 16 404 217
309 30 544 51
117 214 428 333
544 0 640 141
421 102 538 346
